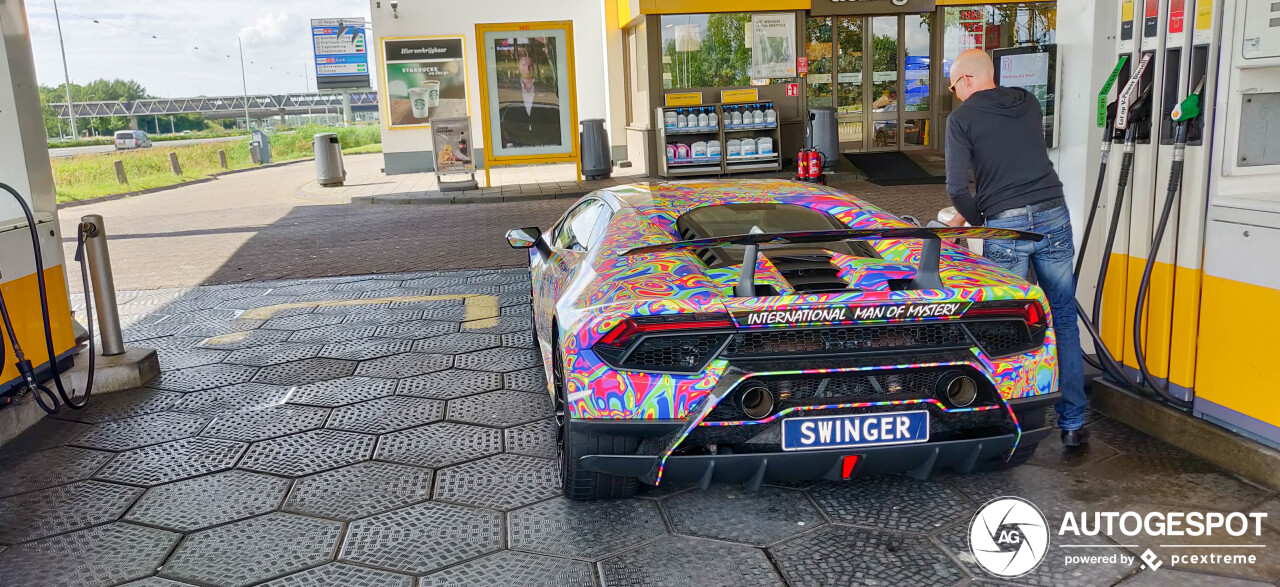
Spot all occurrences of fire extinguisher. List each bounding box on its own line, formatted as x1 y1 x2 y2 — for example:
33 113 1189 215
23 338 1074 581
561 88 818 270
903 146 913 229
795 147 812 181
806 148 825 184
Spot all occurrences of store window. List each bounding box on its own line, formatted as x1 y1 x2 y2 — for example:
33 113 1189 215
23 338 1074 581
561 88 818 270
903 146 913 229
661 13 797 90
941 3 1056 78
806 17 832 109
625 23 648 126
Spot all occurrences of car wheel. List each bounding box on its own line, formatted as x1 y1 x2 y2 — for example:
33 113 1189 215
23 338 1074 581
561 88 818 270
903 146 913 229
554 340 640 501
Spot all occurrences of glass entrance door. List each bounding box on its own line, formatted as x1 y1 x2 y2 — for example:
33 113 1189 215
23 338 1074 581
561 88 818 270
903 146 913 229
809 13 934 153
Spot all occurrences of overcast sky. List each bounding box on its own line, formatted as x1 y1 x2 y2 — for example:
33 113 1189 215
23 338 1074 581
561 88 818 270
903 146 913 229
24 0 373 99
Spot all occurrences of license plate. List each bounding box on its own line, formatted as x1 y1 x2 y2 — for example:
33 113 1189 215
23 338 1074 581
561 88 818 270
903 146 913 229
781 410 929 451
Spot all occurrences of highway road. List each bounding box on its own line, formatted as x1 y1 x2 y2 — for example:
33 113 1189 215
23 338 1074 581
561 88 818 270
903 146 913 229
48 134 247 158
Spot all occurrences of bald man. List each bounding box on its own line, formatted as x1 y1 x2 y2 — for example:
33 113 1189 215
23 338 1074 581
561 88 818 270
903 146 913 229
945 49 1087 447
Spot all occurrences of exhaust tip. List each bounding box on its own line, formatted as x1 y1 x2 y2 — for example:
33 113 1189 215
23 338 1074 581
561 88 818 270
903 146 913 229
737 383 775 420
937 371 979 408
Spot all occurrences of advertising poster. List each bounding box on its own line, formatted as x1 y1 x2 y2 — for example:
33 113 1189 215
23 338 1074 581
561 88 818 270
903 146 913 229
382 37 468 129
750 14 796 79
312 18 370 90
431 117 475 174
482 26 574 157
994 45 1057 148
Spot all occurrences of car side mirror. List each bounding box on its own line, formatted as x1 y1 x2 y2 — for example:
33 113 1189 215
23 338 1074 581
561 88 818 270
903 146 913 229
506 227 541 249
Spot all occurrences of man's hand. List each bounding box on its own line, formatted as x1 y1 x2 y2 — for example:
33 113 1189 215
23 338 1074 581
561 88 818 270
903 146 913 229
944 212 967 227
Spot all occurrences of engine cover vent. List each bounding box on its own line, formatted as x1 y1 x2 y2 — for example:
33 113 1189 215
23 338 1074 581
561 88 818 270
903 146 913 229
768 253 850 293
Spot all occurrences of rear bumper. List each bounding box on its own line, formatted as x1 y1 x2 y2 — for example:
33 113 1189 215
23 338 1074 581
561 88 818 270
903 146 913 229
581 425 1052 489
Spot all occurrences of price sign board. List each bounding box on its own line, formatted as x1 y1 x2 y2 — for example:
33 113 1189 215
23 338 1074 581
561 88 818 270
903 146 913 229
312 18 370 90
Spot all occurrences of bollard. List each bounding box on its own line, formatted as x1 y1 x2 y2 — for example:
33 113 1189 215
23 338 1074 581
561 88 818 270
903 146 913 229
218 149 228 169
79 215 125 356
169 152 182 176
113 160 128 185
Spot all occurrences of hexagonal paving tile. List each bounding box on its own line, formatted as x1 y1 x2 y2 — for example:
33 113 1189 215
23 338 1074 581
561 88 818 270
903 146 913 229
454 347 541 372
937 516 1138 587
503 418 557 459
502 331 535 348
48 387 181 424
201 405 331 442
155 346 231 370
664 485 824 546
509 498 667 559
199 328 294 350
434 453 559 510
260 313 346 331
161 512 343 587
460 316 532 334
239 429 375 477
150 363 259 392
374 422 502 468
395 369 502 400
171 383 292 416
287 324 380 343
504 367 549 393
354 352 451 378
0 418 90 460
372 320 459 340
769 525 963 586
179 320 266 338
448 390 553 428
0 523 180 587
124 470 291 532
223 342 323 367
1088 453 1268 513
1119 569 1273 587
122 322 192 342
0 480 143 544
258 563 415 587
69 412 211 451
807 475 972 532
471 272 527 285
286 376 398 407
418 305 468 321
0 445 114 498
400 275 469 289
501 304 532 316
118 577 202 587
411 332 502 354
339 501 501 575
254 358 357 386
598 535 782 587
418 550 594 586
283 461 433 521
94 437 247 486
338 309 426 325
317 338 414 361
326 396 445 434
949 465 1124 520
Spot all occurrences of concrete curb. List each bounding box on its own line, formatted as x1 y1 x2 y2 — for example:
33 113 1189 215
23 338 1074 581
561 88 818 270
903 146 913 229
57 158 314 209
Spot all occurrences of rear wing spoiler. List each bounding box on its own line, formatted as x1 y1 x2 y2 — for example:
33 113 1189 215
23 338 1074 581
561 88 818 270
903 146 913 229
620 227 1044 293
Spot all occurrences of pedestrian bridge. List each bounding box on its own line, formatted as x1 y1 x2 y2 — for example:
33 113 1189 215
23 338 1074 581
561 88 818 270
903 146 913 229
51 92 379 120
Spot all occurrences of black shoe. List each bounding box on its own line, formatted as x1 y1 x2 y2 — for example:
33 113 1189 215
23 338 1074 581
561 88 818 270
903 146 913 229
1061 428 1088 447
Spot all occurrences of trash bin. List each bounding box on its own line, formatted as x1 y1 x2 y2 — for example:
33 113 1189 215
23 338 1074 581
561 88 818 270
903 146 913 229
580 118 612 180
313 133 346 187
807 108 838 171
249 129 272 164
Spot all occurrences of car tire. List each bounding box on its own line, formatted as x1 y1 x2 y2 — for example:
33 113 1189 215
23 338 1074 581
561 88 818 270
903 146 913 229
553 339 640 501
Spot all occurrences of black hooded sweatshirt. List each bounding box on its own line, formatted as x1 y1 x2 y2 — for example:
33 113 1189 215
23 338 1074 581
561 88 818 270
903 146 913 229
945 86 1063 225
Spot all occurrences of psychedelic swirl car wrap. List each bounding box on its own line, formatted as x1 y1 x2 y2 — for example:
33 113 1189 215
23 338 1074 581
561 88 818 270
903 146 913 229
507 179 1060 500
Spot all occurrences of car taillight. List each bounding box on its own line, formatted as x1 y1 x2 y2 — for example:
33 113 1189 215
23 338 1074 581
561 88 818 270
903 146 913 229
962 300 1048 358
593 314 734 373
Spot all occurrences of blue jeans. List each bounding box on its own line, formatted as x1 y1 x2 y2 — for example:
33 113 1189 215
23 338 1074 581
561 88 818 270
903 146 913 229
983 204 1086 431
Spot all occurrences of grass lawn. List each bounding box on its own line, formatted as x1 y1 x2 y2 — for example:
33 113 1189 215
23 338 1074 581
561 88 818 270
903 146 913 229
343 143 383 155
52 125 380 203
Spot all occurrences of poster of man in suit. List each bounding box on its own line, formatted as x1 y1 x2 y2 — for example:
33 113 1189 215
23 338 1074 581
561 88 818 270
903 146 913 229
494 36 563 149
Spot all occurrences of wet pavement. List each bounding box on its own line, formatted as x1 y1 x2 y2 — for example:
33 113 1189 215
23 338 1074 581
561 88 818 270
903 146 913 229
0 269 1276 586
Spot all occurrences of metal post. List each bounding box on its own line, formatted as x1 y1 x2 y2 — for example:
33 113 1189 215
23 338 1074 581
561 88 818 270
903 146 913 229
342 92 352 127
79 215 124 356
53 0 77 138
239 36 252 129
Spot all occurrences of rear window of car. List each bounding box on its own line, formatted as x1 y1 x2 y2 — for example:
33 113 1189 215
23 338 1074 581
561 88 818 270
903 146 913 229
115 131 133 140
675 203 877 267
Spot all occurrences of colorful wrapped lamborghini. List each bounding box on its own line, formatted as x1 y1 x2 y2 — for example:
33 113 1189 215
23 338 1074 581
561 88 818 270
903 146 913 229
505 179 1060 500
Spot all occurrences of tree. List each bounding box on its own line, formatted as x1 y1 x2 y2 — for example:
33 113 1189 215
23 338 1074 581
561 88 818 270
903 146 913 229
40 78 210 138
